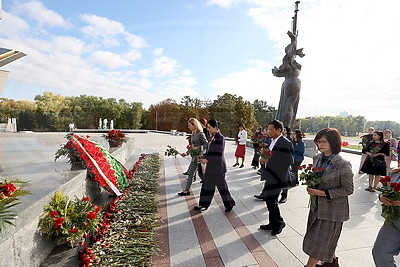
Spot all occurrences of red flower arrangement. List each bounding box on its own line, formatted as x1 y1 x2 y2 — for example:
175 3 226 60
186 144 201 158
298 164 325 207
377 175 400 224
341 141 349 147
258 147 273 161
165 145 180 157
369 143 382 163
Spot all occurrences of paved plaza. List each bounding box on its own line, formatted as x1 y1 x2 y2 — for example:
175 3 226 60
0 132 399 266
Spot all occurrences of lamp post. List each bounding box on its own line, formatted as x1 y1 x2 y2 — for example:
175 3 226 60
155 109 158 131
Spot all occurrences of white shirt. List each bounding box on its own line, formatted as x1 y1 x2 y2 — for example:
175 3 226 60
238 130 247 145
269 134 283 150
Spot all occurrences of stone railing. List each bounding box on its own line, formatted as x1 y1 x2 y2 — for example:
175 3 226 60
0 138 135 267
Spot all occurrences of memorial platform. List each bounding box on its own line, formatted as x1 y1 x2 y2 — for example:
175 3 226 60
1 131 398 266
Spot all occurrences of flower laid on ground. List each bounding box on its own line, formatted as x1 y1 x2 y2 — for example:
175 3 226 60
103 130 128 143
165 145 180 157
376 176 400 225
298 164 325 207
341 141 349 147
258 147 273 161
0 179 31 231
78 154 160 266
38 192 102 246
186 144 201 158
369 143 381 162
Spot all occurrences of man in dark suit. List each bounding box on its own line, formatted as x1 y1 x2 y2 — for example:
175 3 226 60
257 120 294 235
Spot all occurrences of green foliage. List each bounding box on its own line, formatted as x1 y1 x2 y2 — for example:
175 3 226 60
38 191 101 246
299 115 368 136
208 93 256 137
252 99 277 129
0 179 31 231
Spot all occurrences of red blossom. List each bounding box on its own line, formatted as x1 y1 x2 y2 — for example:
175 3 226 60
69 228 78 233
82 197 90 201
86 212 97 220
0 183 17 197
54 217 65 226
49 211 59 218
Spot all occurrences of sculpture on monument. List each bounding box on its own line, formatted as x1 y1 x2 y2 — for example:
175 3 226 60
272 1 305 129
99 118 102 129
110 120 114 130
103 118 108 130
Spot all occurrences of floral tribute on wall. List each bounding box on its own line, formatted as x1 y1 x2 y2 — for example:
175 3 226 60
0 179 30 231
103 130 128 147
64 134 130 196
78 154 160 266
38 192 102 246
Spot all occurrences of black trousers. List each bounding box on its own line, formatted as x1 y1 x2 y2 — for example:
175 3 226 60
199 173 235 209
265 193 284 227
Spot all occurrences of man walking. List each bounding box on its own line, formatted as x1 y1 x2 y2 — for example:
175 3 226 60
258 120 294 235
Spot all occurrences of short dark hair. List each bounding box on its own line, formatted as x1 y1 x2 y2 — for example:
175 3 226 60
208 119 221 129
314 128 342 154
268 120 284 131
374 131 384 141
239 123 246 130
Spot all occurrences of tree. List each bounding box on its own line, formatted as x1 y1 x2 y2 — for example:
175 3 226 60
252 99 277 129
148 99 181 131
208 93 256 137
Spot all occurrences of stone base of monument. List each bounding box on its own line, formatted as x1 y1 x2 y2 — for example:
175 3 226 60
0 136 135 267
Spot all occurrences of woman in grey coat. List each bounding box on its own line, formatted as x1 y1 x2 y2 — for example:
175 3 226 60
303 128 354 267
178 118 208 196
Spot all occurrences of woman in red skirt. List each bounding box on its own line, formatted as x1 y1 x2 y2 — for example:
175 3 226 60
233 123 247 168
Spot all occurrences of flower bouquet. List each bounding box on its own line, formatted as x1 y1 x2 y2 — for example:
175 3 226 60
103 130 128 147
165 145 180 157
377 176 400 225
186 144 201 158
0 179 30 231
38 191 102 247
298 164 325 207
258 147 273 161
251 134 264 144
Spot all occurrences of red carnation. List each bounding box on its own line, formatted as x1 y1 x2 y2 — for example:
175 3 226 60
82 197 90 202
86 212 97 220
49 211 59 218
69 228 78 233
0 183 17 197
54 217 64 226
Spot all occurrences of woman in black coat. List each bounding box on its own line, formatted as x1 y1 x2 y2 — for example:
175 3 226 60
194 119 236 212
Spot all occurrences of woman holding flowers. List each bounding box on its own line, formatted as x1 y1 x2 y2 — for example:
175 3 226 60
360 131 390 192
372 169 400 266
303 128 354 267
178 118 208 196
194 119 235 211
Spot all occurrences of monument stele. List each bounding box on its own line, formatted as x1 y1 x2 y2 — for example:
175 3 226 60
273 1 305 129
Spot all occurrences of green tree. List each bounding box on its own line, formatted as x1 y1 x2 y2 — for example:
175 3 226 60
252 99 277 129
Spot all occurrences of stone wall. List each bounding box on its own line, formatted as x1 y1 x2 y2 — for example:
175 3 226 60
0 138 135 267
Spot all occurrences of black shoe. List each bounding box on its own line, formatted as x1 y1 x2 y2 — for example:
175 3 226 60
200 180 203 183
193 206 208 211
177 191 190 196
233 163 239 167
183 171 189 175
252 166 257 169
225 207 233 212
259 224 274 230
239 164 244 168
279 197 287 203
254 194 263 200
271 222 286 235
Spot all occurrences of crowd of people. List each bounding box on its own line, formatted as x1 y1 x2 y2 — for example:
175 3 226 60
175 118 400 267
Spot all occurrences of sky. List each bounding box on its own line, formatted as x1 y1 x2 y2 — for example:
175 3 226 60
0 0 399 123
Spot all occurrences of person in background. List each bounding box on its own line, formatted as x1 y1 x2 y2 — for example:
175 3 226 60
251 126 263 169
279 129 305 203
384 129 398 174
194 119 236 212
178 118 208 196
360 131 390 192
303 128 354 267
359 127 375 174
68 122 75 132
199 118 210 141
233 123 247 168
372 168 400 267
283 126 293 142
258 120 293 235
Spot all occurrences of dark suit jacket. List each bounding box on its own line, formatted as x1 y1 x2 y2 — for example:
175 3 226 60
204 132 227 175
260 135 294 191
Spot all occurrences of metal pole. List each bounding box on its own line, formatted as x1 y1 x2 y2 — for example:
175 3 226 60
293 1 300 36
155 109 158 130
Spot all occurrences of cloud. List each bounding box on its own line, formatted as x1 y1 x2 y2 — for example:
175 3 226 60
209 0 400 122
0 11 30 37
206 0 242 8
152 48 163 57
11 0 70 28
125 33 146 49
152 56 179 77
89 51 132 69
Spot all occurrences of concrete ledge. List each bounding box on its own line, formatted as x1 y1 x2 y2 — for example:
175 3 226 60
0 138 135 267
342 147 362 155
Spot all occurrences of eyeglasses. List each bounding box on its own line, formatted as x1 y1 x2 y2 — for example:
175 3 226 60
315 140 328 145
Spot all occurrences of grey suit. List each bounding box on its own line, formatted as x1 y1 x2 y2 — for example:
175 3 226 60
184 131 207 191
303 153 354 263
